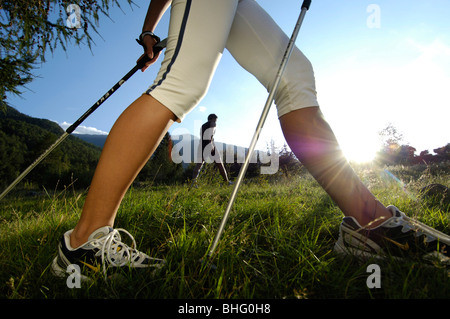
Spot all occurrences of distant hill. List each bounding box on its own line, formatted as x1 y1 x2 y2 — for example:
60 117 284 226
74 132 253 167
74 134 107 148
0 106 102 190
1 104 66 135
0 106 270 192
74 131 270 178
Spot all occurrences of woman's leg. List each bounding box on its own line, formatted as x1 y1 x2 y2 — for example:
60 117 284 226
70 95 176 248
227 0 391 227
280 107 392 227
70 0 241 248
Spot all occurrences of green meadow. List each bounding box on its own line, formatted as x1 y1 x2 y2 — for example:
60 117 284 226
1 163 449 299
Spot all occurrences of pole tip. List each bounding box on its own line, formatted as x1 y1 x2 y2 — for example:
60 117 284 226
199 258 217 271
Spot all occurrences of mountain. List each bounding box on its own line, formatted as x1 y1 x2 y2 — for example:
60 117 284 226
75 132 254 166
75 132 266 177
0 106 272 193
74 134 108 148
0 106 102 190
1 104 65 135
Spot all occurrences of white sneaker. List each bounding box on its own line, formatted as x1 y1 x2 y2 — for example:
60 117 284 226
52 226 165 281
334 206 450 266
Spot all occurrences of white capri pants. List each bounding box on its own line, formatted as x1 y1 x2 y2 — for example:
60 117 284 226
146 0 319 122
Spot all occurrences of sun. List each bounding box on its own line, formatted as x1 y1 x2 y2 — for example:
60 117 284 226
339 138 380 164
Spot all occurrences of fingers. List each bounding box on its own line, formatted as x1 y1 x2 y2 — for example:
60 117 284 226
139 36 161 72
139 50 161 72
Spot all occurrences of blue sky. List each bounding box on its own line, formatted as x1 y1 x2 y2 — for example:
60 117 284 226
6 0 450 162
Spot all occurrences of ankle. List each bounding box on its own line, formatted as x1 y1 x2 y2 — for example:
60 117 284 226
70 224 101 249
70 219 114 249
360 202 392 229
69 230 88 249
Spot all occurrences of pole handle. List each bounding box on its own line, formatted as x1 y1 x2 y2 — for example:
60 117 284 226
302 0 311 10
136 38 168 69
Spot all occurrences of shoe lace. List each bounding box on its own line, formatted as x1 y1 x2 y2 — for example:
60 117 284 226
386 212 437 243
89 228 144 276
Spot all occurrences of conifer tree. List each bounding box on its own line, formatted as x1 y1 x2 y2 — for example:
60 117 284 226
0 0 132 110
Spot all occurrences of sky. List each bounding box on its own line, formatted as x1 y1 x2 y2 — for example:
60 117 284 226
5 0 450 163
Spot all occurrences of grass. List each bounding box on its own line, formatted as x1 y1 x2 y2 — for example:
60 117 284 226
0 163 449 299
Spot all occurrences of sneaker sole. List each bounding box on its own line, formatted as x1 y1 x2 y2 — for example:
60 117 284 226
51 257 93 282
334 236 450 267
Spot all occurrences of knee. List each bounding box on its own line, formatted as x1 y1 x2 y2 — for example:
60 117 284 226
274 48 319 117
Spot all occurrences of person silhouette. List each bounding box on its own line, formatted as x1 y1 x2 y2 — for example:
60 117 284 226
191 114 231 185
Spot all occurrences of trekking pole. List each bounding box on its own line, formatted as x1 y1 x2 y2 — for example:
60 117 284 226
0 39 167 201
207 0 312 258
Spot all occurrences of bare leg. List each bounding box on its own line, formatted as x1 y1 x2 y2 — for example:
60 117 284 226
70 94 176 248
279 107 392 227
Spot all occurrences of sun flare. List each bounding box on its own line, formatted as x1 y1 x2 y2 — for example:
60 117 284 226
339 136 380 163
